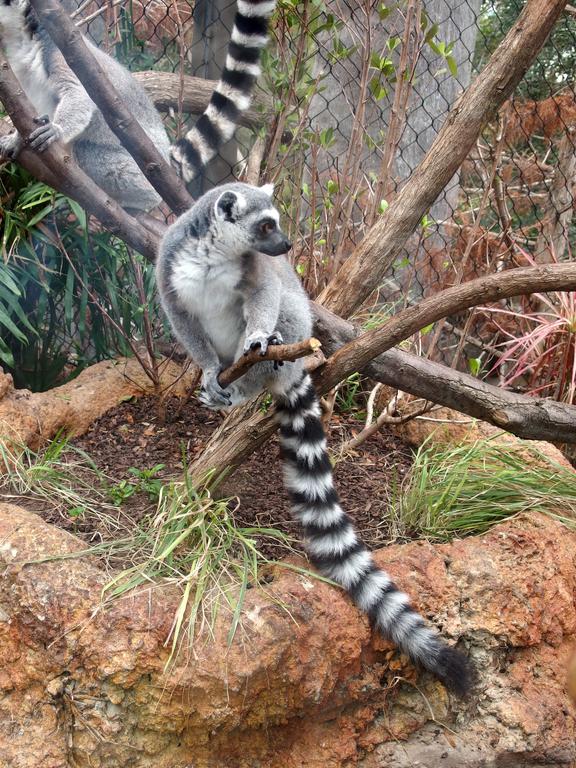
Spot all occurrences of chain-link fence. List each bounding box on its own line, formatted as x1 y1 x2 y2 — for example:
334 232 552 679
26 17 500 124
5 0 575 397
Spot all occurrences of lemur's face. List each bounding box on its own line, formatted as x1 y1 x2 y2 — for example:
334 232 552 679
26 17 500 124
214 185 292 258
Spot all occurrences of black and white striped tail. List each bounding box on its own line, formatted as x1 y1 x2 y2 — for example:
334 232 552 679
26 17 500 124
275 372 474 698
171 0 276 182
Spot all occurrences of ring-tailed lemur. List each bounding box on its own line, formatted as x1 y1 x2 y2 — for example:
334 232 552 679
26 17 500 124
0 0 276 210
156 183 474 697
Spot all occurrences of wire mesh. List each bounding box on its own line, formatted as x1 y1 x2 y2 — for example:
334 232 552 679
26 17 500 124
21 1 576 392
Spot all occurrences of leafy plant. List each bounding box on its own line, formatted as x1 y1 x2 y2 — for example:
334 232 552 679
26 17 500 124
393 438 576 540
0 167 162 391
479 248 575 404
108 464 166 505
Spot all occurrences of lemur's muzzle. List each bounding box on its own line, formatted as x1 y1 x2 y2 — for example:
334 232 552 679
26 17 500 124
259 230 292 257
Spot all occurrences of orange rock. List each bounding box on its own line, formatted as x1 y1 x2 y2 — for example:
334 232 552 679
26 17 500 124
0 358 198 455
0 505 574 766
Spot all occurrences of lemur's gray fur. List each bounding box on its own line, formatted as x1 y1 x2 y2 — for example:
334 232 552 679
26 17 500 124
0 0 276 208
0 0 171 212
156 183 474 698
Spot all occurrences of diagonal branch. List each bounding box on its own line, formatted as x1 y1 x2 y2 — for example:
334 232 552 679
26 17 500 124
28 0 193 215
317 0 570 317
315 264 576 392
0 51 159 259
188 264 576 484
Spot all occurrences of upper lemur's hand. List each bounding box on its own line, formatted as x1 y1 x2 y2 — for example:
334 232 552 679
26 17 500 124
28 115 64 152
243 331 284 357
198 367 232 410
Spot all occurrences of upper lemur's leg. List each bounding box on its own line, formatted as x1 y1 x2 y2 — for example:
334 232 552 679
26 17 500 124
0 131 23 161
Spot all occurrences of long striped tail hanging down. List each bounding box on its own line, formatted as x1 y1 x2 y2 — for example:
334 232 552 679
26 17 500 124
274 372 474 698
171 0 276 183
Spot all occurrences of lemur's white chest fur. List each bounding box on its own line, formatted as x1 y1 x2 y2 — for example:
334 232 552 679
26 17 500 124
171 246 245 363
0 17 57 118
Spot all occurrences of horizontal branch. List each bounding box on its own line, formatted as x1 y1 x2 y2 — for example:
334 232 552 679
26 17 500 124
133 72 273 128
314 263 576 393
312 304 576 444
218 338 321 388
0 51 158 259
29 0 193 216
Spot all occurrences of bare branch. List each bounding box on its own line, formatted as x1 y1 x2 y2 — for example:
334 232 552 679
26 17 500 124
0 51 159 259
218 338 322 388
318 0 570 317
312 303 576 445
315 264 576 392
28 0 193 215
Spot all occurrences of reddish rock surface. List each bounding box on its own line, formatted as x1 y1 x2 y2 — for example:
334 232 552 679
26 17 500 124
0 504 574 767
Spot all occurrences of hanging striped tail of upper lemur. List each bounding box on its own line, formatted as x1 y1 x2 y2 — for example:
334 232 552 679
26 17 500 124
0 0 275 210
156 182 474 698
170 0 276 183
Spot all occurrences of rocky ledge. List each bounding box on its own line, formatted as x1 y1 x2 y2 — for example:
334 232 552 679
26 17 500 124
0 505 574 767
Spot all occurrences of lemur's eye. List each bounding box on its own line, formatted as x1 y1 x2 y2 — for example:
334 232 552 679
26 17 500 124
260 220 275 236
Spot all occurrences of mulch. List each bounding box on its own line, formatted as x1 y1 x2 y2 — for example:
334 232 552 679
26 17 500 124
18 394 415 559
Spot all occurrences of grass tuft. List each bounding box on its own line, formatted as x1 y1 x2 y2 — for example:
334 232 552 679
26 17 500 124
393 437 576 540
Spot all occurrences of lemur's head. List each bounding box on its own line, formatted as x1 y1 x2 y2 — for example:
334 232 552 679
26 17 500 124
213 183 292 258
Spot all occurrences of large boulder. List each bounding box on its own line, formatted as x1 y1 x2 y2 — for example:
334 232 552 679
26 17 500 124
0 504 574 767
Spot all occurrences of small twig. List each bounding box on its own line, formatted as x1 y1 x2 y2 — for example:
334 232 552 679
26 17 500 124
218 338 322 388
339 396 432 454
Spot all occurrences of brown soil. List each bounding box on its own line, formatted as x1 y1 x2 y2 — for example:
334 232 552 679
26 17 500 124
13 395 414 559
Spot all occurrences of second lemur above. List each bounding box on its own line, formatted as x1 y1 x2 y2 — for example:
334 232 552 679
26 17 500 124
0 0 277 211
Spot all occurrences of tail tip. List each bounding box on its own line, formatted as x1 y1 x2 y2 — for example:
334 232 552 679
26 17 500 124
435 646 476 699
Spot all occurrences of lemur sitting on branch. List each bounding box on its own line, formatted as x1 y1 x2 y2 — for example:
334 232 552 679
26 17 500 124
156 182 474 698
0 0 275 210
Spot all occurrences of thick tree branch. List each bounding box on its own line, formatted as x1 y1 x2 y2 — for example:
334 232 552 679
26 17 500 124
28 0 193 216
218 338 321 388
311 305 576 445
189 265 576 484
0 53 158 259
133 72 272 128
317 0 570 317
315 264 576 392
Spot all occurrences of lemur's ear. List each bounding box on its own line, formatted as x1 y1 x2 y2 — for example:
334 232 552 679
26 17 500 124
260 183 274 197
215 190 246 222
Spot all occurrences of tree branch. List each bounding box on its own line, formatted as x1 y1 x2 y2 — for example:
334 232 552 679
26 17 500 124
189 265 576 484
0 52 159 259
218 338 321 388
314 264 576 392
317 0 570 317
133 72 272 128
28 0 193 215
311 304 576 445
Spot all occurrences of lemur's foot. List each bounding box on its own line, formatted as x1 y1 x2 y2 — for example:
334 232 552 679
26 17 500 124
0 132 23 160
243 331 284 357
170 141 194 183
28 116 64 151
199 368 232 410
